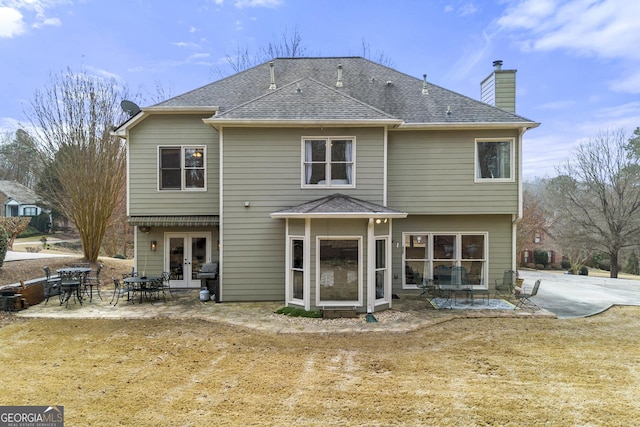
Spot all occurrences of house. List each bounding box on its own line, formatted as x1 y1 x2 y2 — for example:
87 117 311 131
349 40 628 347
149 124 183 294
114 57 539 313
0 180 43 218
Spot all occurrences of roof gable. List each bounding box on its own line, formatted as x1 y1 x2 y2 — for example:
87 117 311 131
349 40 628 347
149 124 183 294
208 77 401 125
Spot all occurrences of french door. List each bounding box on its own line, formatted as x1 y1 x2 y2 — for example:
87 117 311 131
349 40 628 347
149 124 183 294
165 232 211 288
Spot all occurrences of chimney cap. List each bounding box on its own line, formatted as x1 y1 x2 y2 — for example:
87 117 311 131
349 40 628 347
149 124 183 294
493 60 503 70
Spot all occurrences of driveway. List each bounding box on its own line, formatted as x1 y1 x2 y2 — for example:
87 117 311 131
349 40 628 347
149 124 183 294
518 269 640 319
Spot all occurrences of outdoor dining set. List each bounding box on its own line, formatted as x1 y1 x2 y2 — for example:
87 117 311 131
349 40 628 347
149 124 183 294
416 267 540 311
43 264 172 308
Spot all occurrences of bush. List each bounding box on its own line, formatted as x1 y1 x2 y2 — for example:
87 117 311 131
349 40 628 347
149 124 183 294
550 263 563 270
598 260 611 271
535 264 545 270
113 254 126 259
561 260 571 269
525 263 536 269
275 306 322 318
579 266 589 275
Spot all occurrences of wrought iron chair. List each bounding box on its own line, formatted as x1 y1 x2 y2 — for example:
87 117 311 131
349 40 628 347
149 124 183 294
514 279 541 311
494 270 517 300
83 263 103 302
43 266 61 305
110 277 133 306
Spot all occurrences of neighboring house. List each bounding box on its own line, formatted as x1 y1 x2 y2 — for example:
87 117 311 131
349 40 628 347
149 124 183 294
0 180 43 218
114 57 539 313
520 229 563 267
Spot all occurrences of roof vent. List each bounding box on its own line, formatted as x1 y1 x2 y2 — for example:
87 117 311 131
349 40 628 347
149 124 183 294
269 62 277 90
446 106 452 116
493 60 503 70
422 74 428 95
295 83 302 93
336 64 343 88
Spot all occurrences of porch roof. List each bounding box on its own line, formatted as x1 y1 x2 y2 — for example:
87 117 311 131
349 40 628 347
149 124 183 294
128 215 219 227
270 194 407 219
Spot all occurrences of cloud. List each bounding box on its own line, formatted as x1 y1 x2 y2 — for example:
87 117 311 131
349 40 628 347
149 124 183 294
0 0 65 36
498 0 640 61
609 70 640 94
0 6 25 37
234 0 282 8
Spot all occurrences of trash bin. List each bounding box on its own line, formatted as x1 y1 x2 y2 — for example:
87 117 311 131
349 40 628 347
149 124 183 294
197 262 219 302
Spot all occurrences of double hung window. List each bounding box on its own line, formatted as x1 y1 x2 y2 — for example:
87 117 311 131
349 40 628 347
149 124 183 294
159 146 205 190
303 138 354 187
475 139 513 181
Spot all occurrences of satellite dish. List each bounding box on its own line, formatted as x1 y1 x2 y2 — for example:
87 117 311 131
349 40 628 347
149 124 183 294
120 100 141 117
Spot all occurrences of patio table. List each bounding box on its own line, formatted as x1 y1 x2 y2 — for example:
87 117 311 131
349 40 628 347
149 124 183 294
57 267 91 306
123 276 161 303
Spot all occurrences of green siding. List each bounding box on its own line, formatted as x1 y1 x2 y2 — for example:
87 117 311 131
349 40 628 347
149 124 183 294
391 215 513 294
387 129 520 214
128 114 220 215
221 127 385 301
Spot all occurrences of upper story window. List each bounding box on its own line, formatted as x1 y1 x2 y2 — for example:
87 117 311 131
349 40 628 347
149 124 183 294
475 138 514 181
159 146 205 191
302 138 355 187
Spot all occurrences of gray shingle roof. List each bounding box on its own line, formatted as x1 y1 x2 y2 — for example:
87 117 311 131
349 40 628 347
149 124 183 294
0 180 39 204
153 57 536 126
271 193 407 218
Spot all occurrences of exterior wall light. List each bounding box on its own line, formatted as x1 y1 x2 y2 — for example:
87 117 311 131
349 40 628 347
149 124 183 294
150 240 157 251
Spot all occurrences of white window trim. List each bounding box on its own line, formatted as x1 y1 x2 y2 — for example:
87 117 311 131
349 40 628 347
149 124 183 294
301 136 356 188
315 236 363 307
374 236 390 304
288 236 305 306
474 138 515 183
157 145 207 191
402 232 489 290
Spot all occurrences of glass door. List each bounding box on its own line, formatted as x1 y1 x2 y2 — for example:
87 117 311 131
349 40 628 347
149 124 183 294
166 232 211 288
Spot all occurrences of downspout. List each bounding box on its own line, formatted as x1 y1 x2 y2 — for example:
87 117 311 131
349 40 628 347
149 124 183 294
512 126 526 271
219 127 224 300
284 218 290 306
305 218 311 311
383 126 388 206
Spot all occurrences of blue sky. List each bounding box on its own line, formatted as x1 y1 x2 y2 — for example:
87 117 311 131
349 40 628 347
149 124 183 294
1 0 640 179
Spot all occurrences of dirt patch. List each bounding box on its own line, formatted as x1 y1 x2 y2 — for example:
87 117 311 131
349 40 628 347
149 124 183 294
1 299 640 425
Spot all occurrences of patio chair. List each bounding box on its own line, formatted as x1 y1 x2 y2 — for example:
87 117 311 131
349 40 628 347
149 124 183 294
83 263 103 302
43 266 61 305
160 271 172 297
110 277 133 306
494 270 516 300
514 279 541 311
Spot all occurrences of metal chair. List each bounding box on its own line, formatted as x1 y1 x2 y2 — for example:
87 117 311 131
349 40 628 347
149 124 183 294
43 266 61 305
83 263 103 302
514 279 541 311
494 270 516 300
160 271 172 297
110 277 133 306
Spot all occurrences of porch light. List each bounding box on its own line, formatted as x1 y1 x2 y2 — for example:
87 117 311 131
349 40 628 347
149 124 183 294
150 240 157 251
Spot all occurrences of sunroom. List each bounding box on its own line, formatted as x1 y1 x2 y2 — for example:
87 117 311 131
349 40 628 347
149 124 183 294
271 194 407 313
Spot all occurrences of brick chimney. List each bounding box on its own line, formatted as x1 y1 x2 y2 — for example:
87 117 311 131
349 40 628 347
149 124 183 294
481 60 517 113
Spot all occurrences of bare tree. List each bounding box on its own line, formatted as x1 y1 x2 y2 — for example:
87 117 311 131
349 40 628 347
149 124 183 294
545 129 640 278
215 26 308 76
358 39 394 67
25 68 129 262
